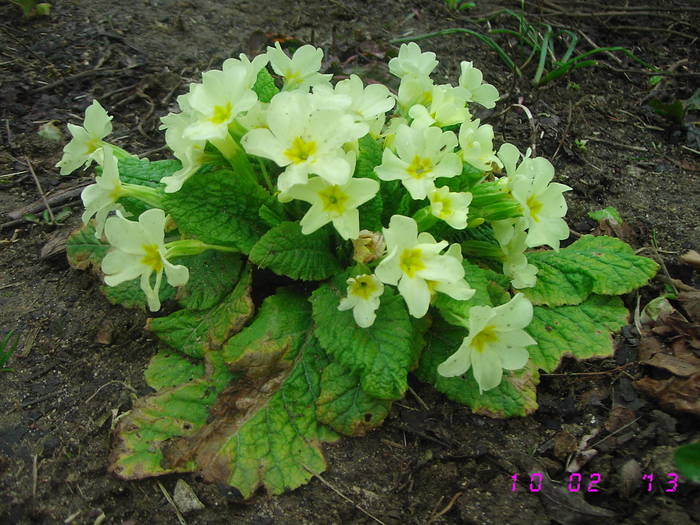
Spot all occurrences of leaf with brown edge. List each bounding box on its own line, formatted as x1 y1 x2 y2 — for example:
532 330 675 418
110 289 339 499
147 265 254 358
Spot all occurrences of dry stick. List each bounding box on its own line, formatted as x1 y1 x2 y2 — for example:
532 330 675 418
577 30 622 64
302 464 387 525
407 384 430 411
32 454 38 498
7 182 90 220
157 481 187 525
582 137 647 152
428 491 463 523
32 65 140 94
24 157 55 224
541 362 637 377
85 380 137 404
603 25 698 41
590 417 642 449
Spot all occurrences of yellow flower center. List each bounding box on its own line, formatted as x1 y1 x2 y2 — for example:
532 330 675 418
318 185 350 216
407 156 433 179
471 325 498 353
109 186 123 201
285 136 317 164
84 138 101 155
210 103 233 125
432 193 453 219
141 244 164 272
349 275 380 300
526 195 543 223
399 248 426 278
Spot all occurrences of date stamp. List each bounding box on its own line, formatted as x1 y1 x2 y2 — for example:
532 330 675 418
511 472 680 493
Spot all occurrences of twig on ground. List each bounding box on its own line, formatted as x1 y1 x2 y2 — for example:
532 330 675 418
302 464 387 525
583 137 647 152
32 66 141 94
407 385 430 411
25 157 55 224
32 454 38 498
7 182 90 220
428 491 463 523
157 481 187 525
85 380 137 404
541 362 637 377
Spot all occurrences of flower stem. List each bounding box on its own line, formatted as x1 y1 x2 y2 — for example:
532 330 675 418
165 239 238 258
122 183 164 208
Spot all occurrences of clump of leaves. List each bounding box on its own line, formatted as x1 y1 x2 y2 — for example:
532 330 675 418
391 8 655 86
61 42 658 498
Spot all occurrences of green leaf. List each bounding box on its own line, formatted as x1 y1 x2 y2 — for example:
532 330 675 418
438 162 485 193
415 318 539 418
112 289 339 498
433 261 493 327
144 350 205 390
164 169 270 253
311 283 414 400
253 67 279 103
66 222 110 271
223 287 312 366
358 190 384 231
525 235 659 306
316 361 392 436
118 157 180 186
525 295 628 372
101 275 176 310
674 443 700 483
116 157 178 216
355 134 383 180
148 265 254 358
174 251 244 311
110 381 211 477
207 332 337 498
248 222 341 281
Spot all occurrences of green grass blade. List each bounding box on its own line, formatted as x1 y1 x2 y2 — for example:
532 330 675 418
391 28 521 77
0 331 20 372
533 27 552 85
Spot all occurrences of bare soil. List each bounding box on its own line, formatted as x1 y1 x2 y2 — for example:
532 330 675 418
1 1 698 523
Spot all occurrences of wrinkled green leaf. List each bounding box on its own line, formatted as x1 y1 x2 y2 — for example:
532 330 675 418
248 222 341 281
66 221 109 271
355 134 383 180
253 67 279 103
433 261 493 327
144 350 205 390
525 235 659 306
674 443 700 483
311 283 414 400
174 250 244 311
118 157 179 186
148 265 254 358
526 295 628 372
164 169 270 253
316 361 392 436
112 290 338 499
416 318 540 418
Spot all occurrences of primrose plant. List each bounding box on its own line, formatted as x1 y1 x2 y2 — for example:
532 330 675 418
62 42 658 498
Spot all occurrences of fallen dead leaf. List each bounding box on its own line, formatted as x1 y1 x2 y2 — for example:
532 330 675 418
635 373 700 416
679 249 700 270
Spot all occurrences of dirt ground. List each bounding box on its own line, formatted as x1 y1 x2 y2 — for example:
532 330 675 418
1 0 699 523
